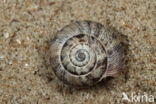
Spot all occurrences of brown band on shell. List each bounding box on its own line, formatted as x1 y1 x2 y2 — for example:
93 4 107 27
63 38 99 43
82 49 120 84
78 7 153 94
50 21 125 86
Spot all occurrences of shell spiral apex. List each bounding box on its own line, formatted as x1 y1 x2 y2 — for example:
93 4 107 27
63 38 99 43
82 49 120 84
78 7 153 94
50 21 125 87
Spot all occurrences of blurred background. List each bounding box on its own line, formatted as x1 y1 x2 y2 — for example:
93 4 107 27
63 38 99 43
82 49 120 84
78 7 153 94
0 0 155 104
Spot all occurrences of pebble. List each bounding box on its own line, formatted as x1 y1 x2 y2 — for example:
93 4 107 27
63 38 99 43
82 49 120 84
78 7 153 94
4 32 9 38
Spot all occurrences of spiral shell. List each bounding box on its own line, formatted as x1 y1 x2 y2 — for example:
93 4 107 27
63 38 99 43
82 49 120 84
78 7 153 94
50 21 125 86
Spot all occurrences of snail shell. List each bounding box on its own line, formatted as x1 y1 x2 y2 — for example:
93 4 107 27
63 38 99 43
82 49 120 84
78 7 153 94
50 21 125 87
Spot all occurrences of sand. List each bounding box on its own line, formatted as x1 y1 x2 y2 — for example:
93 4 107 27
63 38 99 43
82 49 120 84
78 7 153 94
0 0 155 104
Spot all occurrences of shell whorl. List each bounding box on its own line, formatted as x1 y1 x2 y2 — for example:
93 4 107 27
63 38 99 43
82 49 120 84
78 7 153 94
50 21 125 86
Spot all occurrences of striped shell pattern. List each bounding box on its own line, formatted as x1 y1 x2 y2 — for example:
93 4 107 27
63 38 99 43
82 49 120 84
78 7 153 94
50 21 125 87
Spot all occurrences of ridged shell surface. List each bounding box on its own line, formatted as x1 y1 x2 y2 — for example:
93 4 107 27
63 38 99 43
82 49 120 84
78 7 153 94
50 21 125 86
